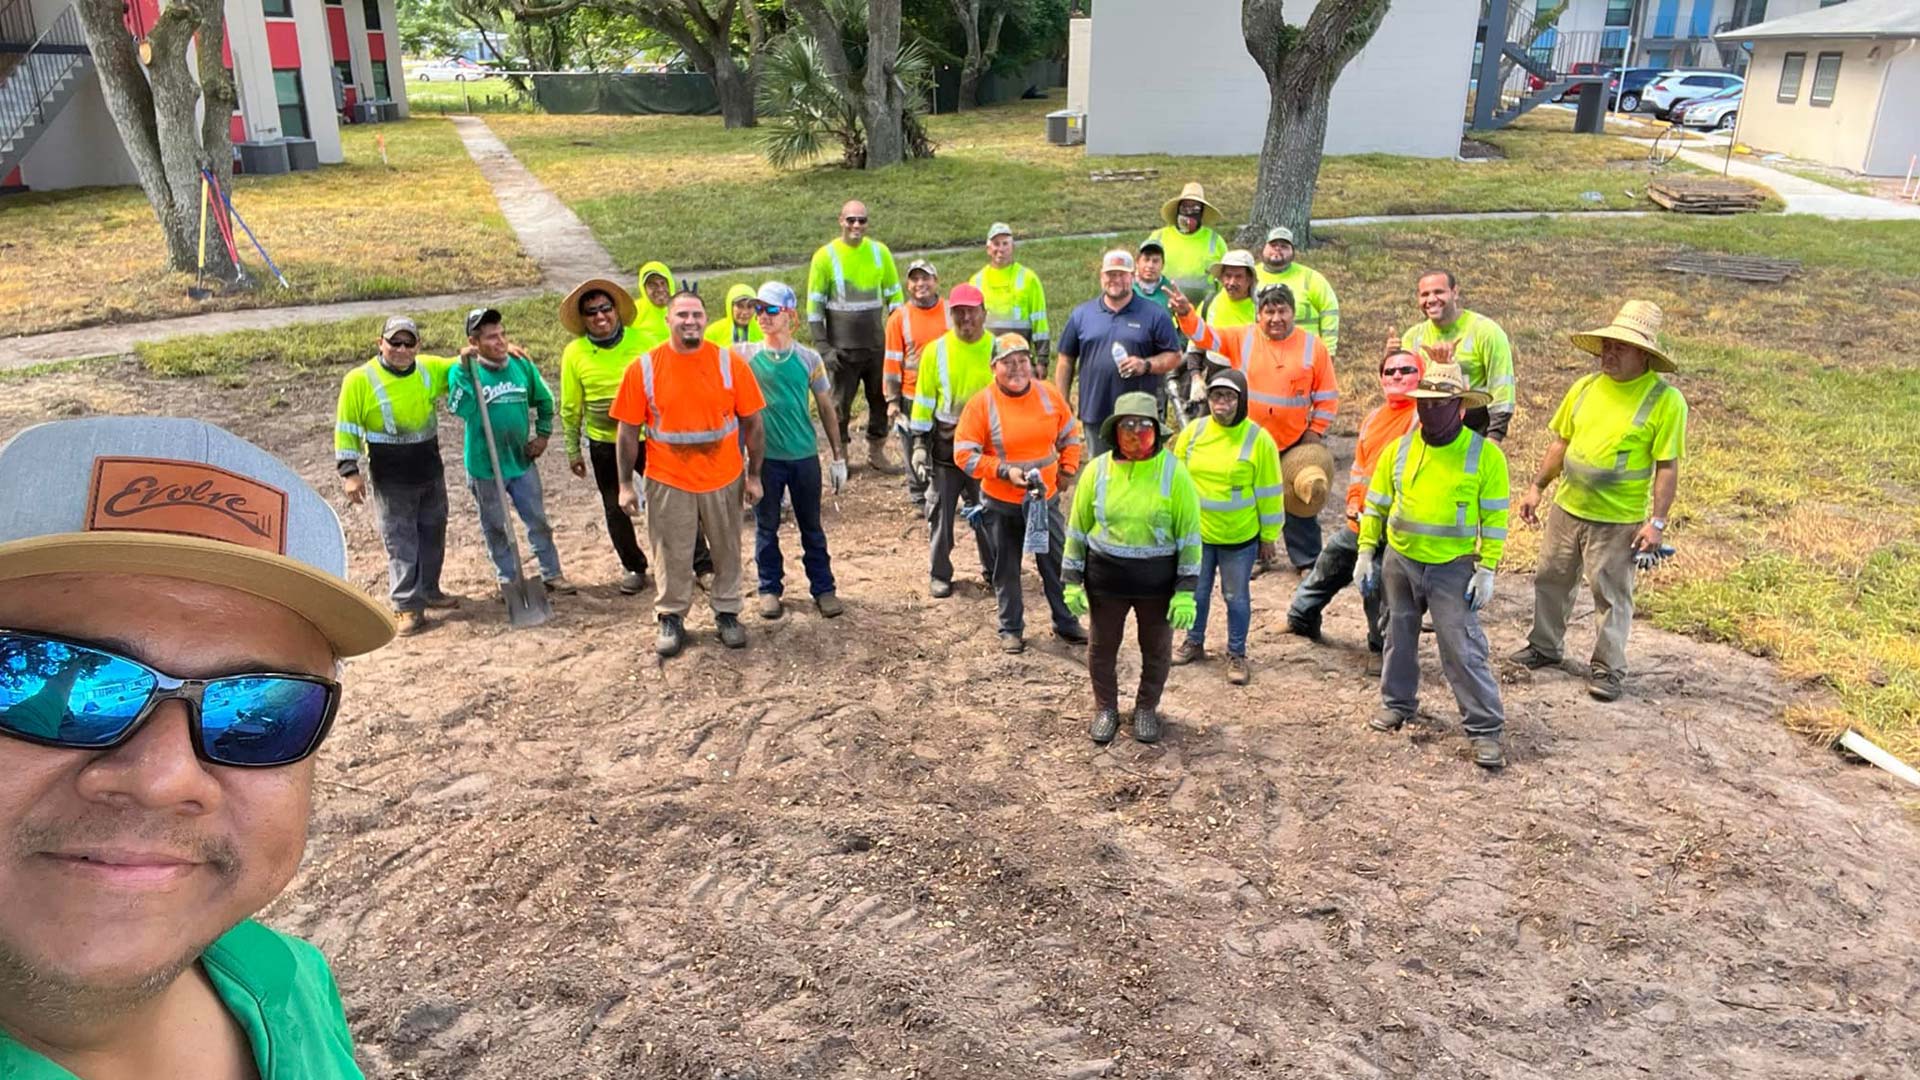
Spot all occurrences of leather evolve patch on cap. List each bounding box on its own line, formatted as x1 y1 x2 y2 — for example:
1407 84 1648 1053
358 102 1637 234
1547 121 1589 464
85 457 288 554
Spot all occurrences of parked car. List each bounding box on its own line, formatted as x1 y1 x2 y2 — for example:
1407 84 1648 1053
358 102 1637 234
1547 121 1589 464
1673 84 1742 130
411 57 495 82
1603 67 1671 113
1643 71 1743 119
1553 61 1609 102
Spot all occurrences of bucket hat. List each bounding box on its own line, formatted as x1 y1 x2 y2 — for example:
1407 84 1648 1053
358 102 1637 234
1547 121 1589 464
1160 181 1222 228
1571 299 1676 373
1280 442 1335 518
1099 391 1172 450
1207 249 1258 280
560 279 636 337
1407 362 1492 409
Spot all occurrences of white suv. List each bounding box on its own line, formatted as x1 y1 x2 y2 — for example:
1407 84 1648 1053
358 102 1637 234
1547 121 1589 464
1642 71 1743 119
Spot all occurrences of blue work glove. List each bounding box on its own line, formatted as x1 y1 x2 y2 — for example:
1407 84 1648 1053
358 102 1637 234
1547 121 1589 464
1063 582 1089 617
1465 564 1496 612
1167 591 1196 631
1356 548 1380 598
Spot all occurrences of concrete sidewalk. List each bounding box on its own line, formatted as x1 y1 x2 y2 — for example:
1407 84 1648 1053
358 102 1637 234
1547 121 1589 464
1632 140 1920 220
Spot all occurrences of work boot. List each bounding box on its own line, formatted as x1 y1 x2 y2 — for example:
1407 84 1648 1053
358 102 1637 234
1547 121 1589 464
1172 638 1203 665
618 570 647 596
1369 708 1407 733
423 593 461 611
716 613 748 649
814 592 845 618
395 610 428 637
757 593 784 620
1226 654 1251 686
929 578 953 599
1471 735 1507 770
656 614 686 658
1588 664 1624 702
1364 650 1383 678
1286 616 1322 642
868 436 904 475
1089 707 1120 745
1508 644 1561 670
1132 705 1162 744
544 575 578 596
998 632 1025 654
1055 621 1088 645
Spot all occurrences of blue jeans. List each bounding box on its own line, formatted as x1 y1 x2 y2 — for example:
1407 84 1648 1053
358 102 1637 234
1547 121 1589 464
1281 511 1323 570
755 455 835 597
470 468 562 584
1189 537 1257 656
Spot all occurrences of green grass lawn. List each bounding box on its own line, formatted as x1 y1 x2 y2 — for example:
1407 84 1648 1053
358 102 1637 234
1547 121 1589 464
404 78 536 115
486 97 1720 275
131 213 1920 762
0 118 539 337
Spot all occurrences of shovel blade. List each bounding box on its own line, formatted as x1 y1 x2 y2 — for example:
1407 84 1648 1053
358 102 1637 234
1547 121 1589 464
501 575 553 629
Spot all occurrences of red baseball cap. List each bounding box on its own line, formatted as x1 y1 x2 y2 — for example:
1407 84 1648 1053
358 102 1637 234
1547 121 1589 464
949 283 985 308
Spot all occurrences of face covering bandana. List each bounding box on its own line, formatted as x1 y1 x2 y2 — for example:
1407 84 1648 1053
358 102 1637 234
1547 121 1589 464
1116 424 1158 462
1418 399 1464 446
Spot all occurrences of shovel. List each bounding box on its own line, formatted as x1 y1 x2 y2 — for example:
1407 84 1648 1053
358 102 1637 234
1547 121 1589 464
465 356 553 629
188 175 213 300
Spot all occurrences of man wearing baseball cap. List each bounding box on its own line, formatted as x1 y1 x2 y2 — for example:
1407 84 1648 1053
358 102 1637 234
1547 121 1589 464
1197 249 1259 334
970 223 1052 376
884 259 948 510
908 283 996 598
1256 227 1341 357
334 314 461 636
0 416 395 1076
1052 250 1182 461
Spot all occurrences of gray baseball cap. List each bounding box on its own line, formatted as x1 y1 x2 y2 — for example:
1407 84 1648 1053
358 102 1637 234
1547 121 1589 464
986 222 1013 241
381 316 419 340
0 417 394 656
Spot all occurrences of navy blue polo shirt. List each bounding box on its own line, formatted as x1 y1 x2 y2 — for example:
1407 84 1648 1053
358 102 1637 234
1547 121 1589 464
1057 293 1181 428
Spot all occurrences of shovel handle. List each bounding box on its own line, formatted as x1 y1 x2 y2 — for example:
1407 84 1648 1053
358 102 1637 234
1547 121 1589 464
465 356 530 575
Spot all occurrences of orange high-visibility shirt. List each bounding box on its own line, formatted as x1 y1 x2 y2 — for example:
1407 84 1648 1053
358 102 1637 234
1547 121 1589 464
1345 399 1420 532
954 380 1083 504
608 341 765 494
884 301 949 403
1180 311 1336 451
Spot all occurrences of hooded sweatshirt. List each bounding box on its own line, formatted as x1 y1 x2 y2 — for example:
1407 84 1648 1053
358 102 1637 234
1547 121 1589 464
634 260 675 351
1346 391 1422 532
705 283 767 348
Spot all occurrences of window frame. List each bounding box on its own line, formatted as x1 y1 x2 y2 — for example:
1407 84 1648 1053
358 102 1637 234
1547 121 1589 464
1777 51 1805 103
273 68 309 140
262 0 292 17
1810 51 1841 108
370 58 391 100
362 0 383 30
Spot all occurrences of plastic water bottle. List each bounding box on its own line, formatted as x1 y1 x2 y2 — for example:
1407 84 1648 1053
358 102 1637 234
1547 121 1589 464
1111 341 1128 375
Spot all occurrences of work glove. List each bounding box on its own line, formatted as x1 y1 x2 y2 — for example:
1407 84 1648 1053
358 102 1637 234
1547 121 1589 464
830 457 849 494
1167 591 1196 631
1465 564 1496 612
909 442 931 487
1356 548 1380 598
1063 582 1089 617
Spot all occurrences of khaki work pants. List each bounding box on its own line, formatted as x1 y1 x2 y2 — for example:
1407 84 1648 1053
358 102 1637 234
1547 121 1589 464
1527 504 1641 675
646 476 745 619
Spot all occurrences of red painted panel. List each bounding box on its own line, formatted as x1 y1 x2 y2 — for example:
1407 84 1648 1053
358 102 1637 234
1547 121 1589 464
229 113 245 143
327 8 349 60
367 35 386 62
3 166 22 189
265 21 301 67
123 0 161 37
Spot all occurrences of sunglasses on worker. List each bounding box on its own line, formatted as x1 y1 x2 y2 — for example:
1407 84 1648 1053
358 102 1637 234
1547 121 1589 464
385 335 418 349
580 302 616 317
1382 365 1419 377
843 215 868 224
0 629 340 768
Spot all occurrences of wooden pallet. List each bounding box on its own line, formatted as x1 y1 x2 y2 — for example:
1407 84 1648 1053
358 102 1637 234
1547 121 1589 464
1662 252 1802 284
1647 177 1767 214
1089 168 1159 183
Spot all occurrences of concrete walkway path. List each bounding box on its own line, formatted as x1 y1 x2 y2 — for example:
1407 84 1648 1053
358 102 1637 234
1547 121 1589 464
448 115 623 287
1628 139 1920 220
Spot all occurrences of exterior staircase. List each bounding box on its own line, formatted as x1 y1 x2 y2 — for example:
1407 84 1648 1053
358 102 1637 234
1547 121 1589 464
1 3 93 184
1469 0 1605 130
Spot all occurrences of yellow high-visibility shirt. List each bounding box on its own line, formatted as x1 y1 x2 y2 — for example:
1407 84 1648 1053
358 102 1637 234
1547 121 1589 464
1358 429 1510 569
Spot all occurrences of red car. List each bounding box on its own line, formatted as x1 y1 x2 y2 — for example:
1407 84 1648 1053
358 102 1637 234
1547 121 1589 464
1529 62 1607 98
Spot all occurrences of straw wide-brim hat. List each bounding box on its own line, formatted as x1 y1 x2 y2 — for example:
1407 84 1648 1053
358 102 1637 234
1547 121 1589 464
560 278 637 336
1407 361 1492 410
1207 249 1257 280
1160 181 1222 228
1280 442 1336 518
1571 299 1676 373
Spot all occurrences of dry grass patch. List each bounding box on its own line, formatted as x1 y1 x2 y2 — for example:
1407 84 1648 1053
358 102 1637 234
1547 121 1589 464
0 118 538 337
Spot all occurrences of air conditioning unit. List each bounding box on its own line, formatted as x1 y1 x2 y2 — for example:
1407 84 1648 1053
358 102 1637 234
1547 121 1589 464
1046 109 1085 146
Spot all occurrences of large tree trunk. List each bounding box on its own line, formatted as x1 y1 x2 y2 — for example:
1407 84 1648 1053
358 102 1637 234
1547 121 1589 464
1240 0 1391 247
863 0 905 168
710 52 756 127
948 0 982 111
75 0 237 276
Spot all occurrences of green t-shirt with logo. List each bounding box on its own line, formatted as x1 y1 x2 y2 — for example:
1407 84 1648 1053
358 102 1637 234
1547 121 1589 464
0 920 362 1078
740 341 831 462
446 354 556 482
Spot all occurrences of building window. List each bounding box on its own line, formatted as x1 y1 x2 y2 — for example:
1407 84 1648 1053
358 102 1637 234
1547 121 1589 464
263 0 291 16
274 69 309 139
1605 0 1633 28
1777 52 1805 102
371 58 391 99
362 0 382 30
335 59 354 89
1810 52 1841 107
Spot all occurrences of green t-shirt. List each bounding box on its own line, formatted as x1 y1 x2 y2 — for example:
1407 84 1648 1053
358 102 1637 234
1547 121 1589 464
446 354 556 481
1550 369 1687 524
741 341 830 462
0 920 362 1078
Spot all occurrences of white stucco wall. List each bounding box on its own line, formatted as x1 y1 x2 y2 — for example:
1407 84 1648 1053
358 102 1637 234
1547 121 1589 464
17 82 141 191
1084 0 1478 158
1865 44 1920 177
1066 17 1091 113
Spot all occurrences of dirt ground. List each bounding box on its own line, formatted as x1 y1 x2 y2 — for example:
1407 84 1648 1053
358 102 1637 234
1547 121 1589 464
6 363 1919 1080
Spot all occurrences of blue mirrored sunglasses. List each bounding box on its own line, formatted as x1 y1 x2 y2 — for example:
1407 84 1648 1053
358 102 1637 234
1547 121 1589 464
0 630 340 768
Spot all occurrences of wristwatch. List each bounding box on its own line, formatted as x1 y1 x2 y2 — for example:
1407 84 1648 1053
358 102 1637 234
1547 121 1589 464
1649 517 1667 531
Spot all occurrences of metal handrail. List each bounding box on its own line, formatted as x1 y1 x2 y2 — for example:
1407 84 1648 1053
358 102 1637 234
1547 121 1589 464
0 4 87 160
0 0 36 46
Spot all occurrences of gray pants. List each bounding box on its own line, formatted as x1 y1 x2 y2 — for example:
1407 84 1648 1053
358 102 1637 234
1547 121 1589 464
470 469 562 585
1381 549 1504 738
897 419 928 504
928 461 992 585
371 472 449 613
1289 527 1388 651
1527 504 1641 676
